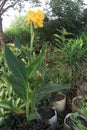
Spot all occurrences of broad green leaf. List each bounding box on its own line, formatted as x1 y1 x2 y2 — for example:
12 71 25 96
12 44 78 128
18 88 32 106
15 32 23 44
27 44 47 78
5 45 26 81
34 83 66 104
7 74 26 100
14 37 21 49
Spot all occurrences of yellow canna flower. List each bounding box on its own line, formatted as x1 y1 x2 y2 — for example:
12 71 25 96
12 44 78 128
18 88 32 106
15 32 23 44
26 10 35 25
26 9 45 28
34 9 45 28
36 70 42 77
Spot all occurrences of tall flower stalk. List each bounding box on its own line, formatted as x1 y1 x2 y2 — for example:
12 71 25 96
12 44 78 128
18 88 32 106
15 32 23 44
30 22 34 54
26 9 45 59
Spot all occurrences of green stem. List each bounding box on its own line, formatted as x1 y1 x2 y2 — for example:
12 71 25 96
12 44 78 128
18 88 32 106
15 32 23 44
31 93 35 113
30 22 34 57
26 83 31 120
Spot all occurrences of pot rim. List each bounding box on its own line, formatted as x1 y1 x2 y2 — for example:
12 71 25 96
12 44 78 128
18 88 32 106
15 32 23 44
72 95 83 102
52 92 66 101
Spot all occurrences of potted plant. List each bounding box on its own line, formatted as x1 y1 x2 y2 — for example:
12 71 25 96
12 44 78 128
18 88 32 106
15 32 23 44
51 92 66 112
64 112 87 130
72 95 83 114
72 95 87 114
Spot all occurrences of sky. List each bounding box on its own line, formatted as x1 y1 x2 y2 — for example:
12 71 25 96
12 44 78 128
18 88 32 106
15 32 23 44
2 0 87 30
2 1 46 30
2 0 50 30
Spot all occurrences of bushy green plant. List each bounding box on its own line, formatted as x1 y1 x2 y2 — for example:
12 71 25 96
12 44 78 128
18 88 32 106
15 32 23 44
4 15 30 45
70 112 87 130
0 46 24 125
4 26 31 45
51 28 87 85
80 95 87 118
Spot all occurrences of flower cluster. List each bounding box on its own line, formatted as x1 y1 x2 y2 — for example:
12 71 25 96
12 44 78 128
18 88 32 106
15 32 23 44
26 9 45 28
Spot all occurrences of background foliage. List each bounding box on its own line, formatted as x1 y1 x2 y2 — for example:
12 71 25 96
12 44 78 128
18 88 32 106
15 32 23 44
4 0 87 44
4 15 30 44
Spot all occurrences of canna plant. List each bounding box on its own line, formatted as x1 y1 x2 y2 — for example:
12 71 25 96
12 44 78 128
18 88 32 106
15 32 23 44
5 40 65 121
4 10 66 121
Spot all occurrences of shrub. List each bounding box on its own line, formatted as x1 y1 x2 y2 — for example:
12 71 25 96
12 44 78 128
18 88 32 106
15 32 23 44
4 15 30 45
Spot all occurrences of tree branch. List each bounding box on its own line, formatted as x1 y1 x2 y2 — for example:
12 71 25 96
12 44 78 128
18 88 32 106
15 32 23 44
1 0 18 15
0 0 7 12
